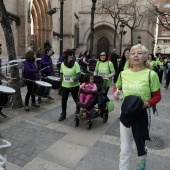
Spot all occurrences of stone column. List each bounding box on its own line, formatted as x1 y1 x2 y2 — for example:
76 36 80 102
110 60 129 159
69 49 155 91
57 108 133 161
17 0 27 56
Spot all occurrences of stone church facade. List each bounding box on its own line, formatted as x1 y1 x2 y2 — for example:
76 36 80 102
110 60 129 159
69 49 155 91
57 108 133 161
0 0 156 58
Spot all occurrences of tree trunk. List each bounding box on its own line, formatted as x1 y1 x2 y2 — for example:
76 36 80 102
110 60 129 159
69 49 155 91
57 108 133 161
0 0 23 108
131 28 133 47
114 28 117 48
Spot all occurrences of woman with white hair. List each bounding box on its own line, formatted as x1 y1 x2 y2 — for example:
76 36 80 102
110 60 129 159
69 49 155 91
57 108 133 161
113 44 161 170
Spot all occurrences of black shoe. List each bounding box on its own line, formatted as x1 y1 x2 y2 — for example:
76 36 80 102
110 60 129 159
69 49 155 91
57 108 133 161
48 96 54 100
0 112 7 119
38 97 41 104
32 103 40 108
59 89 61 95
58 113 66 121
164 85 168 89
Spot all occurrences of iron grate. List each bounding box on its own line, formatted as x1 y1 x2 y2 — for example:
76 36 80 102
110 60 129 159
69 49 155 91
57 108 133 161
146 134 168 150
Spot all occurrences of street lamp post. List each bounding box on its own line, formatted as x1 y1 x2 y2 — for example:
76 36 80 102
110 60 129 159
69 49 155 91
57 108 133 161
90 0 97 56
137 35 141 44
119 23 125 56
59 0 65 57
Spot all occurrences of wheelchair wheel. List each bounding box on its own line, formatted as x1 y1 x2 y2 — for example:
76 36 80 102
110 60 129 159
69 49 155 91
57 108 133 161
87 120 92 130
74 117 79 127
103 112 108 123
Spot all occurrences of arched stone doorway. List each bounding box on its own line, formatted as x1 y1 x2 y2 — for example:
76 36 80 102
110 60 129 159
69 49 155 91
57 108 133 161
97 37 110 58
31 0 52 51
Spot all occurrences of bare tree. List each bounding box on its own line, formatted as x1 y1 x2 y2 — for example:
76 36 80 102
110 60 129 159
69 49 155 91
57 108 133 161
98 0 151 46
97 0 121 48
0 0 23 108
147 0 170 30
117 0 151 46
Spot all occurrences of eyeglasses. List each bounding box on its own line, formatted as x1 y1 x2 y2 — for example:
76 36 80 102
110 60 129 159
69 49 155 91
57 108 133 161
100 54 106 56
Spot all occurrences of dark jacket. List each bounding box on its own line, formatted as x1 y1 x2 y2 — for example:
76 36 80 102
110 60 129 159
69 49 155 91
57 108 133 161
110 53 119 70
57 55 65 70
120 95 149 156
40 54 53 74
23 60 39 80
89 59 97 72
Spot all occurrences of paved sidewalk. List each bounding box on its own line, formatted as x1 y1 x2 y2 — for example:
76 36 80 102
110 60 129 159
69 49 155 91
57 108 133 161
0 82 170 170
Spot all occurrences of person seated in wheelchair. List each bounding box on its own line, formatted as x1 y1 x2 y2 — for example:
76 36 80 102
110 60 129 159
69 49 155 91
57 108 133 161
78 74 97 107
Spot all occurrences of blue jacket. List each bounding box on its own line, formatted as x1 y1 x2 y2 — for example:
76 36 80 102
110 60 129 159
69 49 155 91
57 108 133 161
23 60 39 80
57 55 65 70
40 54 53 74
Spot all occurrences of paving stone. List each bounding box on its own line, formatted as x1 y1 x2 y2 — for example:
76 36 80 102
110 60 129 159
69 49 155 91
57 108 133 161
0 121 67 167
74 141 119 170
0 83 170 169
35 105 77 127
105 117 120 137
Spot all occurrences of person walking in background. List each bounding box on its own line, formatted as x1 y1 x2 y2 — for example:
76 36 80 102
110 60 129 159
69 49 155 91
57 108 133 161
78 52 83 60
40 48 54 79
163 56 168 79
58 49 81 121
113 44 161 170
44 40 52 50
38 48 54 103
27 43 34 52
56 52 65 95
148 54 158 73
110 49 119 83
36 47 43 70
89 54 97 72
80 50 90 71
117 48 130 77
94 51 115 91
57 53 65 74
23 51 40 111
164 56 170 89
157 56 164 83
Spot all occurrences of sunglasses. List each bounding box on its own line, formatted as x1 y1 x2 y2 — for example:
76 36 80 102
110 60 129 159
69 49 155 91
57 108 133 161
100 54 106 56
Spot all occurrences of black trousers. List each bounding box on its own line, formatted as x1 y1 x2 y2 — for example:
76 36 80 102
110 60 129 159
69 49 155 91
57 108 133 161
158 70 163 83
61 86 79 114
38 73 52 99
25 80 36 106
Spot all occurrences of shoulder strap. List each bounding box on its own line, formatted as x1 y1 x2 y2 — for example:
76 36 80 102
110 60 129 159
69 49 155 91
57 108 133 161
108 61 111 74
148 70 152 92
96 61 100 70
